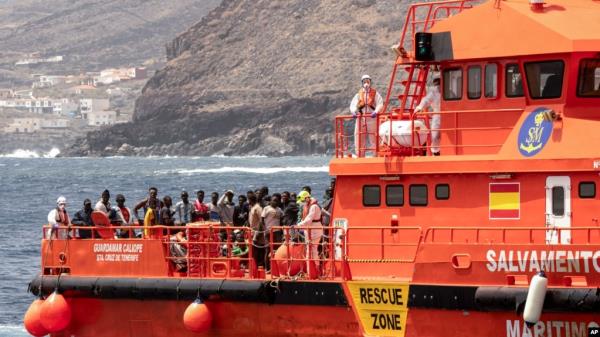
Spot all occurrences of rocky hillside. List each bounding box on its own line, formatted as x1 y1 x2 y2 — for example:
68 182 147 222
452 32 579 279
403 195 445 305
0 0 221 70
65 0 412 156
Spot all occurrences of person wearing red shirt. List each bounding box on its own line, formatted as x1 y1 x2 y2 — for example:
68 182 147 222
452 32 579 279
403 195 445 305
192 190 209 222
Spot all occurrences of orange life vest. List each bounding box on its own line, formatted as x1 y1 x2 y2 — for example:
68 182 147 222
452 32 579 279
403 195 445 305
56 208 70 225
357 88 377 111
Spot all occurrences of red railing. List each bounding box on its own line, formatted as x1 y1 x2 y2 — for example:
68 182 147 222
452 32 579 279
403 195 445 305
334 108 522 158
345 226 422 263
397 0 479 55
42 224 347 280
41 224 422 280
380 1 481 153
268 226 349 280
423 226 600 245
41 224 600 281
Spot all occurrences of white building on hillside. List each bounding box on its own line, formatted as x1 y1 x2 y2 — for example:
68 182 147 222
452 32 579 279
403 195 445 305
0 89 14 98
3 118 42 133
31 98 54 114
33 75 67 88
69 85 97 95
95 67 147 85
80 98 109 119
79 98 117 126
88 110 117 126
41 118 70 129
52 99 79 116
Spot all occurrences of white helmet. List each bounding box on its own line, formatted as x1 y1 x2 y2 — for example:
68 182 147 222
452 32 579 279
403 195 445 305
361 74 372 83
56 196 67 205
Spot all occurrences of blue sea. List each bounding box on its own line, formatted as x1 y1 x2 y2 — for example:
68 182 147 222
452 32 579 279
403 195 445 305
0 154 331 336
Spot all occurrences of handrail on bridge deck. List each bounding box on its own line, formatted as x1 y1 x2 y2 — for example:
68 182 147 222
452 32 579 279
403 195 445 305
334 107 522 158
398 0 479 55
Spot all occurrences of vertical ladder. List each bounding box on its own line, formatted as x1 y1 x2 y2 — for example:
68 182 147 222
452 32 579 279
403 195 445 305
383 0 477 117
384 63 430 119
400 64 430 118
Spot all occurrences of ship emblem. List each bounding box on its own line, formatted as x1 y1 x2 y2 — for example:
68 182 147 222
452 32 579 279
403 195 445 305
517 107 554 157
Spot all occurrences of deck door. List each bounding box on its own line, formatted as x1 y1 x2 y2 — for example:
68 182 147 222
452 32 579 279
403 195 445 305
545 176 571 244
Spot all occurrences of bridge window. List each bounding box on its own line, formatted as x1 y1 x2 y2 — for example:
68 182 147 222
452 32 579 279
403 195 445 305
505 64 524 97
409 184 428 206
485 63 498 98
579 182 596 198
577 59 600 97
524 60 564 99
467 66 482 99
443 68 462 100
435 184 450 200
386 185 404 206
363 185 381 207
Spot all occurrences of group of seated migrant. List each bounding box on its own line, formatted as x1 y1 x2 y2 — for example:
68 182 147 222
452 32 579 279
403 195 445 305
47 181 336 272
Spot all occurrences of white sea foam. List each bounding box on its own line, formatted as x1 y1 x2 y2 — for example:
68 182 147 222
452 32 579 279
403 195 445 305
209 154 268 159
156 166 329 175
44 148 61 158
147 155 179 159
0 147 60 158
0 324 27 336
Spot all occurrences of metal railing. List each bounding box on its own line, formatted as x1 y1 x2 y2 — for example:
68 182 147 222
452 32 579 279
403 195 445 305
423 226 600 245
398 0 479 55
41 223 422 280
41 223 600 280
345 226 422 263
334 108 522 158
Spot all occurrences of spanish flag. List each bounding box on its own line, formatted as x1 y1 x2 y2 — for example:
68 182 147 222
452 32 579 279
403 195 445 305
489 183 520 219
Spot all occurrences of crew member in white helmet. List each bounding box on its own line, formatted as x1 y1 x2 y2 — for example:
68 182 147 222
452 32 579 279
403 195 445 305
349 75 384 157
414 74 441 156
47 196 71 239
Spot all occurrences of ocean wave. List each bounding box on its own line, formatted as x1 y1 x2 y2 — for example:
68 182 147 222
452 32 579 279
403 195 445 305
0 148 60 158
155 166 329 175
0 324 26 336
146 155 180 159
209 154 268 159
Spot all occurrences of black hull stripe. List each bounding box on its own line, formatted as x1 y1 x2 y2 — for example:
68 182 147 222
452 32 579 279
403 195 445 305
409 284 600 313
28 275 349 307
29 276 600 312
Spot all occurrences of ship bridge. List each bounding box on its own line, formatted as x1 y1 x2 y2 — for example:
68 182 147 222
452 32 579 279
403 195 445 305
333 0 600 177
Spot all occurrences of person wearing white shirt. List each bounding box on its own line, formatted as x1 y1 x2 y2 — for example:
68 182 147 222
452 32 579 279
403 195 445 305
414 75 442 156
296 191 323 275
94 189 112 215
349 74 384 157
47 196 70 239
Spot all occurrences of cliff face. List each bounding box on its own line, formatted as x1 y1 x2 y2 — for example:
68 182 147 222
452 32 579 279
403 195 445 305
66 0 411 156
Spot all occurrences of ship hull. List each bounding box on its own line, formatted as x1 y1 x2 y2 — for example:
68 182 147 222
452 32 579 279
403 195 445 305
43 297 600 337
30 275 600 336
58 299 359 337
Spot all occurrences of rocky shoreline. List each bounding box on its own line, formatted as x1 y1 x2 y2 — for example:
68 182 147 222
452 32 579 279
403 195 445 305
62 96 342 157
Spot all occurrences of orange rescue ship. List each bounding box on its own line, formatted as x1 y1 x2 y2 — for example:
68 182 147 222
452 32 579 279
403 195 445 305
25 1 600 336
